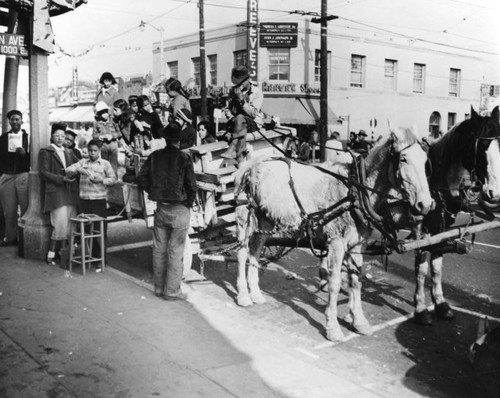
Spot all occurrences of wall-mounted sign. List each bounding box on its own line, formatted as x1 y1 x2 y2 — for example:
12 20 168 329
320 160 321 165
247 0 259 83
259 23 298 48
261 81 320 96
0 34 28 56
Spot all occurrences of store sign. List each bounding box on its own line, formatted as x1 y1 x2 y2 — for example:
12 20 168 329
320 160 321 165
0 34 28 56
261 81 320 95
247 0 259 83
259 23 298 48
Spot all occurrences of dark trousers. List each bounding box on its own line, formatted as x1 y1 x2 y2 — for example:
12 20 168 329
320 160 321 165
79 199 107 260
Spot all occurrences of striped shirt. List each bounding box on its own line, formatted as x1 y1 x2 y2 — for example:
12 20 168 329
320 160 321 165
65 157 116 200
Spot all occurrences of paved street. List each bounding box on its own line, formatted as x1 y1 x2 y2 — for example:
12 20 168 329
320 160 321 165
1 217 499 397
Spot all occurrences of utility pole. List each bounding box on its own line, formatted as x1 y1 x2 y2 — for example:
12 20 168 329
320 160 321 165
2 9 19 133
311 1 338 162
199 0 208 121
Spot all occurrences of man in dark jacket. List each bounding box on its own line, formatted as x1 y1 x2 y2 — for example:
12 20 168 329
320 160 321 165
137 122 197 300
0 109 30 246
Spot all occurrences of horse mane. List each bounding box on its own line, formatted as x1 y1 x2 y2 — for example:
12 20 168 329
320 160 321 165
366 126 418 168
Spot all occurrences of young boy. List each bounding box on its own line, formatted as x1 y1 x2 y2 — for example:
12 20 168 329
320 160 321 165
93 101 119 173
65 139 117 271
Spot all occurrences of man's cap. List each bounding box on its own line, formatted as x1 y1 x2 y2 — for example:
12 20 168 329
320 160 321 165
160 121 182 141
231 65 250 86
128 95 139 104
65 129 77 138
177 108 192 124
94 101 109 114
332 131 340 138
6 109 22 119
358 129 367 136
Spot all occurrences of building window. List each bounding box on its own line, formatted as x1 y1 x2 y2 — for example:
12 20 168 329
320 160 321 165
429 111 441 136
208 54 217 85
233 50 247 67
448 112 456 130
314 50 331 82
167 61 178 79
268 48 290 81
192 57 200 86
384 59 397 90
413 63 425 93
449 68 461 97
350 54 365 88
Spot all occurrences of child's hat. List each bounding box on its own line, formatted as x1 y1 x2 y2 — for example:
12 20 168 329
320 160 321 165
94 101 109 114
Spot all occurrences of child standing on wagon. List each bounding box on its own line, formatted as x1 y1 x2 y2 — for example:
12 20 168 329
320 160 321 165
65 139 117 271
93 101 119 174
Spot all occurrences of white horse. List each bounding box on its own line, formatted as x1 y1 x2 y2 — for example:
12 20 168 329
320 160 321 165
234 123 433 341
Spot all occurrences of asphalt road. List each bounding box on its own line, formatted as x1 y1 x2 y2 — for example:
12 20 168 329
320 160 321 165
106 217 500 398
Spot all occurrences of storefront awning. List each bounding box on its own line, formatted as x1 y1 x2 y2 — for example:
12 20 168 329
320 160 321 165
262 97 339 125
49 105 95 123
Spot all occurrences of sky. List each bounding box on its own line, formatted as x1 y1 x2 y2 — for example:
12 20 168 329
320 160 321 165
2 0 500 93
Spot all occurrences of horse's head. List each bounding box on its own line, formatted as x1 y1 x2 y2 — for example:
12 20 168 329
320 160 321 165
387 121 434 215
468 106 500 200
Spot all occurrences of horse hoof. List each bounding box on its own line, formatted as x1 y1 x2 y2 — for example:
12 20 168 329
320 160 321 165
435 302 454 320
237 295 253 307
353 322 373 336
250 292 266 304
344 312 354 324
414 309 433 325
326 328 344 342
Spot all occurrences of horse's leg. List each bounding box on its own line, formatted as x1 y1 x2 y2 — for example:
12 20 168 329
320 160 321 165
235 206 252 307
345 251 372 335
414 249 432 325
318 255 329 291
247 233 267 304
325 239 345 342
430 253 454 319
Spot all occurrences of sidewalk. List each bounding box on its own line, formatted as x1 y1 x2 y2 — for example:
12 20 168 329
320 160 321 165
0 246 382 398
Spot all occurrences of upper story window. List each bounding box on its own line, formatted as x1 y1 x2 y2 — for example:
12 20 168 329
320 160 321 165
268 48 290 81
413 63 425 93
314 49 331 82
208 54 217 85
449 68 461 97
192 57 200 86
384 59 397 90
350 54 365 88
233 50 247 67
167 61 178 80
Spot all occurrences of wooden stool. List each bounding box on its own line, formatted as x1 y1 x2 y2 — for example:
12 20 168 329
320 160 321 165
69 214 106 275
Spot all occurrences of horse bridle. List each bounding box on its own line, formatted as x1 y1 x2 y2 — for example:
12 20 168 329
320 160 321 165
470 136 500 185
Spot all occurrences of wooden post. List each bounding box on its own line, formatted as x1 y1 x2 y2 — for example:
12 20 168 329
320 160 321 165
319 0 328 162
18 7 52 260
199 0 208 121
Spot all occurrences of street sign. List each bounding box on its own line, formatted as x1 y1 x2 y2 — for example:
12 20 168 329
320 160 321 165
259 22 298 48
0 34 28 57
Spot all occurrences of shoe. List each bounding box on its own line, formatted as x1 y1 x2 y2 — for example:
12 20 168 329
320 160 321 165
46 256 56 266
163 292 189 301
154 288 163 298
95 267 102 273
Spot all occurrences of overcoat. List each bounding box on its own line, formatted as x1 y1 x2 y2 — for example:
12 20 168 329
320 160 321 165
38 145 79 213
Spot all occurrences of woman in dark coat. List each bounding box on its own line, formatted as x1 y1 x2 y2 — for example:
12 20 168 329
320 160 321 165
39 123 80 265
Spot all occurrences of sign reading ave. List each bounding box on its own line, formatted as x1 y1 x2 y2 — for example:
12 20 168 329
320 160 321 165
0 34 29 57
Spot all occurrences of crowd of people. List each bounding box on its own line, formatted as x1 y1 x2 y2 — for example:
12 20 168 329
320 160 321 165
0 66 378 300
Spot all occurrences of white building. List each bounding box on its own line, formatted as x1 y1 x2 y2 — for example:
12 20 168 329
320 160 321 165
151 18 499 140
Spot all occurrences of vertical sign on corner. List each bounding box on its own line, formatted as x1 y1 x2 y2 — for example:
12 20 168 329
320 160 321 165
72 66 79 102
247 0 258 83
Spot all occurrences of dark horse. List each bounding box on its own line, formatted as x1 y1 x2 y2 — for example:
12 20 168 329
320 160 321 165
414 106 500 324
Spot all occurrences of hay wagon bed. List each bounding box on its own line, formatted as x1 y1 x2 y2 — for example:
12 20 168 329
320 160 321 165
106 126 298 264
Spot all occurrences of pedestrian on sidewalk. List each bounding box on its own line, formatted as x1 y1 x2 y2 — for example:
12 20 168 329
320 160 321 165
39 123 80 265
137 122 197 300
65 139 117 271
0 109 30 246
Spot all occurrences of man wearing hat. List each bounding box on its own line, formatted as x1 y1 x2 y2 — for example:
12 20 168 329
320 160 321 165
221 65 264 163
63 129 82 160
137 122 197 301
356 129 371 156
175 108 196 149
0 109 30 246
